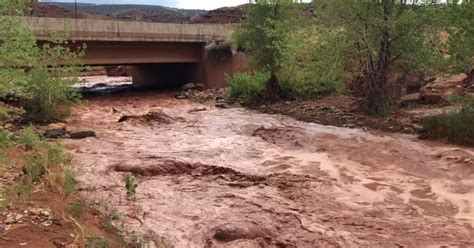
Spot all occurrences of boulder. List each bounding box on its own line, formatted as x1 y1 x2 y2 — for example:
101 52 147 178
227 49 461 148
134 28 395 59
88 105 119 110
404 73 423 93
420 74 467 104
215 102 227 109
399 93 421 107
69 131 96 139
4 123 15 132
194 83 206 91
420 91 445 104
44 123 67 139
182 83 196 91
47 123 66 131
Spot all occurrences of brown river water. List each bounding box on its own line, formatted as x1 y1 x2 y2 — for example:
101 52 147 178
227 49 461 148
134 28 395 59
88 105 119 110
65 79 474 247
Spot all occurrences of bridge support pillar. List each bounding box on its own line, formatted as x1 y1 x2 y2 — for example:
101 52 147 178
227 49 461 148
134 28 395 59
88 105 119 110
196 51 249 88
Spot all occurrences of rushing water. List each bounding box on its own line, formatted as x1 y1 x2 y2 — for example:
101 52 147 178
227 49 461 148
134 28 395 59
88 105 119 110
65 79 474 247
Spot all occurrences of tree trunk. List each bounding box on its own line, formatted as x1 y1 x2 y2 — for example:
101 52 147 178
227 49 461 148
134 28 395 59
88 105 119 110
264 71 281 102
365 0 391 116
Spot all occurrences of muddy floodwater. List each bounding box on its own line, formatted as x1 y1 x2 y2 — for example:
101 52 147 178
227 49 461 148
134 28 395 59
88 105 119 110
65 85 474 247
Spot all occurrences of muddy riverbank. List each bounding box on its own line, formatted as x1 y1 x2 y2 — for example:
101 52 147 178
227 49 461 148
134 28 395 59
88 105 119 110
63 88 474 247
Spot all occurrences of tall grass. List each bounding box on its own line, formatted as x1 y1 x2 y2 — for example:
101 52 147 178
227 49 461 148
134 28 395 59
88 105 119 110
420 106 474 146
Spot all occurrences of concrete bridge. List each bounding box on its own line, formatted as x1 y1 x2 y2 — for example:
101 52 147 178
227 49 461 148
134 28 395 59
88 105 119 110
21 17 248 88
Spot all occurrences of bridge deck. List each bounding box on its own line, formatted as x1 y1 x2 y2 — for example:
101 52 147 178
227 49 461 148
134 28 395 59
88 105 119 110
21 17 233 43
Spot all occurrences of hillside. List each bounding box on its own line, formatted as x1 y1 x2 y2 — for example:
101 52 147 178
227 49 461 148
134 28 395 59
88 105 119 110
43 2 206 23
30 1 110 19
192 5 247 24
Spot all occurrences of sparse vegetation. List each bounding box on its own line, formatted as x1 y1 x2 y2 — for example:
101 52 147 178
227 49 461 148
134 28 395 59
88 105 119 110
63 167 77 197
0 128 11 148
69 201 86 220
1 126 77 208
206 41 233 63
125 173 137 198
17 126 40 150
420 106 474 146
86 236 110 248
104 211 121 231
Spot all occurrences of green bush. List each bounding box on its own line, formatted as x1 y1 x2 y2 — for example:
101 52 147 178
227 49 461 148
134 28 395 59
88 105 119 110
125 173 137 198
228 72 268 106
69 201 85 220
46 142 72 167
86 236 110 248
420 107 474 146
0 188 9 211
22 67 79 123
281 67 345 98
18 126 41 150
0 128 11 148
63 167 77 197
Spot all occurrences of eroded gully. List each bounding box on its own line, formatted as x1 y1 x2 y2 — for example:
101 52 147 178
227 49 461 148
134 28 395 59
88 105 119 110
64 90 474 247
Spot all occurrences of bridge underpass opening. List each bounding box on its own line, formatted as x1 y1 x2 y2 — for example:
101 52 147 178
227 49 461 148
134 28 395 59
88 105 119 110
131 63 199 88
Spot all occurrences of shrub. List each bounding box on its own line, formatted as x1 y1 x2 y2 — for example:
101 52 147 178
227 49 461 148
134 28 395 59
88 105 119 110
63 167 77 197
24 158 45 183
0 128 11 148
0 188 9 211
46 142 72 167
86 236 110 248
22 67 80 123
125 173 137 198
228 72 268 106
420 106 474 146
104 210 121 231
281 67 345 98
69 201 85 220
18 126 41 150
206 41 233 63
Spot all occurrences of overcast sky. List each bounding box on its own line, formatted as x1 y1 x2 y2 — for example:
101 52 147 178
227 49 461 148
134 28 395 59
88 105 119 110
41 0 250 10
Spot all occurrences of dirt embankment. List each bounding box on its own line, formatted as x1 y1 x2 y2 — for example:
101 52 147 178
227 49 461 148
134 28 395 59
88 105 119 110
63 90 474 247
180 71 473 136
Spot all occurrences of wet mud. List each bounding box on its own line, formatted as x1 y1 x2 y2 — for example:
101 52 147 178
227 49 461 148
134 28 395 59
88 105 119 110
65 89 474 247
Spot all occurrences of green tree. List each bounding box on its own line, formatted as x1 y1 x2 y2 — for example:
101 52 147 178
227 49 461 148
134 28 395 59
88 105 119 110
446 0 473 74
0 0 83 123
314 0 443 115
233 0 298 101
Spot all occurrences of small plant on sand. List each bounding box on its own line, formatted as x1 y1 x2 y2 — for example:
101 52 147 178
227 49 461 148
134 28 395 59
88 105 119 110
0 188 10 211
18 126 40 150
24 157 45 183
63 167 77 197
46 142 72 167
86 236 110 248
0 128 11 148
129 232 144 248
125 173 137 198
104 210 121 231
69 201 85 220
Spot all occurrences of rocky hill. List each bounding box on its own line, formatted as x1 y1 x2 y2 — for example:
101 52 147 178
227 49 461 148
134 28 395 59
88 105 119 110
30 1 110 19
192 6 247 24
42 2 206 23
